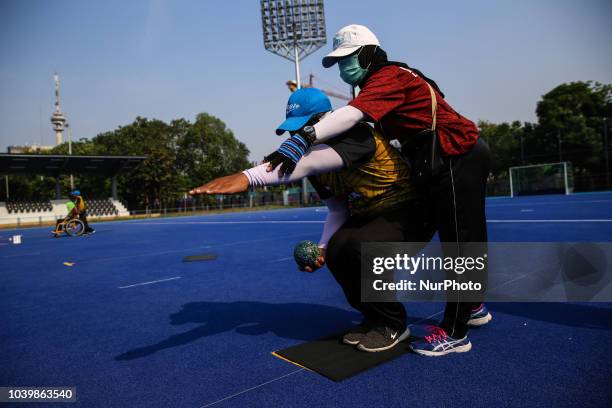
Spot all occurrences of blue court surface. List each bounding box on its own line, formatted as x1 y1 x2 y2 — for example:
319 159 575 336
1 192 612 407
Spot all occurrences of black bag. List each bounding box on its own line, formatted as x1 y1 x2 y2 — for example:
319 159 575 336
404 129 444 187
401 82 445 187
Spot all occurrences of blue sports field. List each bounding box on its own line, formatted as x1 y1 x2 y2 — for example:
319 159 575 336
2 192 612 407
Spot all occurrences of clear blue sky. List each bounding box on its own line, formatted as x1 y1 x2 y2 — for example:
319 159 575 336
1 0 611 161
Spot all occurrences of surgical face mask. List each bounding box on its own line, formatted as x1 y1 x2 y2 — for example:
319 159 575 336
338 50 367 86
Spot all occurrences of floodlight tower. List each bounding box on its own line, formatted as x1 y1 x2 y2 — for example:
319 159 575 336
261 0 327 89
50 73 66 146
261 0 327 204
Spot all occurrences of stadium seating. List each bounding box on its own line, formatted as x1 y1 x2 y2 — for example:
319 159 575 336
6 199 53 214
86 198 119 217
0 198 127 226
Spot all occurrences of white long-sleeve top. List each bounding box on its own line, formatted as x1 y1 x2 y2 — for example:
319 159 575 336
243 144 349 248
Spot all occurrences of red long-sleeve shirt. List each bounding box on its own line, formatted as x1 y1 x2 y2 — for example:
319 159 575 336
349 65 479 156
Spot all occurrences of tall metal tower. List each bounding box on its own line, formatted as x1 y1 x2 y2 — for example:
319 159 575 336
50 72 66 146
260 0 327 205
260 0 326 89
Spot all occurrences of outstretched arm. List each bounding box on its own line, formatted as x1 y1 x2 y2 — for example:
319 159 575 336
190 144 344 195
313 105 364 143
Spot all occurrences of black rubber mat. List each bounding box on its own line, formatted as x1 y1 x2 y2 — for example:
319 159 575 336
182 253 218 262
273 333 411 382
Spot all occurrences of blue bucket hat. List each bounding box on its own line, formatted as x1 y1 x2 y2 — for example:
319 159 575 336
276 88 332 135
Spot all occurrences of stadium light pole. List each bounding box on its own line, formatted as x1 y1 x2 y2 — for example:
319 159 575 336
557 129 562 162
261 0 327 88
604 117 609 189
65 120 74 190
293 37 301 88
260 0 327 205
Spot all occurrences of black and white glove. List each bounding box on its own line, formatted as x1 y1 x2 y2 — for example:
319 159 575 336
264 126 316 175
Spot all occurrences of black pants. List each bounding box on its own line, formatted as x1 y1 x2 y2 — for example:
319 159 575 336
325 202 434 332
428 138 491 338
79 211 94 232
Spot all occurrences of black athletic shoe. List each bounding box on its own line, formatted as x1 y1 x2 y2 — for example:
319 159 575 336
356 326 410 352
342 321 372 345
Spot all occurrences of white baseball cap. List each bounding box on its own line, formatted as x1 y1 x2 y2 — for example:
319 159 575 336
322 24 380 68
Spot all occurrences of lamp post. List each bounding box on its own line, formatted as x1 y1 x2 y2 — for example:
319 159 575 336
260 0 327 204
604 117 609 189
557 128 562 162
65 121 74 190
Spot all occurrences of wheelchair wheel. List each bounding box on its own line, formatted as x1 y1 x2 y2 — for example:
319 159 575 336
65 219 85 237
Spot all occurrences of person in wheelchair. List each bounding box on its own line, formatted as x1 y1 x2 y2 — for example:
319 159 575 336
53 201 80 237
70 190 95 234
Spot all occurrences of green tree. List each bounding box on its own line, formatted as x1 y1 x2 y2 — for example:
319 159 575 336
88 114 250 209
478 120 523 172
49 139 102 197
176 113 250 208
535 81 612 171
91 117 187 209
4 113 250 208
177 113 250 184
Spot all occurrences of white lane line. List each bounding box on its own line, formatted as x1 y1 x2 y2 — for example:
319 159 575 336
78 233 313 265
118 277 181 289
199 368 305 408
198 308 444 408
407 310 444 327
0 251 41 259
487 272 532 292
270 256 293 262
488 199 612 207
129 219 612 225
487 219 612 223
129 221 325 225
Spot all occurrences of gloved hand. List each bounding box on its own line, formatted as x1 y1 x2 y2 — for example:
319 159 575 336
263 133 312 175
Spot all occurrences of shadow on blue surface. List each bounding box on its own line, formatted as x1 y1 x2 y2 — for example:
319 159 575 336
115 302 361 361
488 302 612 330
115 301 443 362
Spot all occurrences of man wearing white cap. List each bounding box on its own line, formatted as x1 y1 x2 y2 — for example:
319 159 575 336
266 24 492 357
